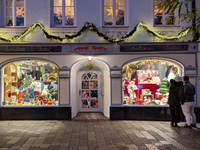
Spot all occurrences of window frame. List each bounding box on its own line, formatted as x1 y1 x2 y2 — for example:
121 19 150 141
51 0 76 27
153 0 179 27
1 0 26 28
102 0 127 27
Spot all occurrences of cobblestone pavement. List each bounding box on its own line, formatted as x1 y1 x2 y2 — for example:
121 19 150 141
0 120 200 150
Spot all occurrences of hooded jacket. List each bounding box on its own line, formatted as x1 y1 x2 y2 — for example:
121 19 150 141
168 79 183 106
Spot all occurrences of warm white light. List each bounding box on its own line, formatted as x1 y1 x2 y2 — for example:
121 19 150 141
87 56 92 60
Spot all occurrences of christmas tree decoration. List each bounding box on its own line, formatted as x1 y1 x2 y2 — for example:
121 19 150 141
0 22 191 43
159 78 169 93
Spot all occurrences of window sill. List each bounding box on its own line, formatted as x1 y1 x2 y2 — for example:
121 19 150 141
50 26 77 28
153 25 181 27
102 25 129 28
0 27 27 32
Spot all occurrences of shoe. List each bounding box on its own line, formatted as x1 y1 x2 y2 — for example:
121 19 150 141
191 124 197 128
182 124 192 129
174 122 178 127
170 122 175 127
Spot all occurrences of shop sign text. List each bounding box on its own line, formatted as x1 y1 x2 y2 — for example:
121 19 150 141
0 46 61 52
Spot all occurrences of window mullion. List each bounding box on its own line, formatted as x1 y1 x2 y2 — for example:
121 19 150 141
62 0 65 26
113 0 116 26
13 0 16 27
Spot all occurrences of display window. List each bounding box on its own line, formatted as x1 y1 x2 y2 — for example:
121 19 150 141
2 60 58 106
122 59 181 106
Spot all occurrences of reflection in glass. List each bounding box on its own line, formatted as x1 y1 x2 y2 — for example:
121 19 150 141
91 90 98 98
82 81 89 89
91 100 98 108
104 16 113 25
90 81 98 89
54 7 62 26
5 17 13 26
154 16 163 25
82 100 90 108
82 90 89 98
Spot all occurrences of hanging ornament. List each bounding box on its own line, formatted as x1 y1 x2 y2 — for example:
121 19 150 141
86 60 94 70
36 91 40 95
25 95 27 97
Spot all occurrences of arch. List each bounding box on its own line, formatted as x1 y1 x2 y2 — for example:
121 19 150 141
70 57 110 118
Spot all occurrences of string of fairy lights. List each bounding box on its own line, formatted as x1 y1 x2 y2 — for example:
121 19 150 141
0 22 191 43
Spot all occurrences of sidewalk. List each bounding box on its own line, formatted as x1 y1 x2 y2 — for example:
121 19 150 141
0 120 199 150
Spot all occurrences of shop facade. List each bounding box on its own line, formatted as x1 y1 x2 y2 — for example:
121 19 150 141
0 0 200 120
0 42 199 121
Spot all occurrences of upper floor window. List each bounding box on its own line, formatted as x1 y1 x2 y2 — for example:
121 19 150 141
103 0 126 26
52 0 75 27
3 0 25 27
154 0 178 26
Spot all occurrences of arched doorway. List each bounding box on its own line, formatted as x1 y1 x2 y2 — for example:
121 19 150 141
70 58 110 118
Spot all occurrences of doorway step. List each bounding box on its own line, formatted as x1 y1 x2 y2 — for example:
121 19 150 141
73 112 109 120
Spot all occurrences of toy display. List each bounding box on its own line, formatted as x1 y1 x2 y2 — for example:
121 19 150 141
122 59 180 105
3 60 58 106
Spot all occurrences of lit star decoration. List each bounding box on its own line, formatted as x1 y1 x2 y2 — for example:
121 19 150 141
0 22 191 43
106 5 118 15
154 6 162 15
16 7 24 16
58 8 71 16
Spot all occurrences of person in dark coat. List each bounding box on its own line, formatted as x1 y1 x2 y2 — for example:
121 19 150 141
168 77 183 127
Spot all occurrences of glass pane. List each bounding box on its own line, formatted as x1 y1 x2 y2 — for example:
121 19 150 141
104 6 113 15
5 17 13 26
87 73 92 78
5 8 13 16
82 100 90 108
54 7 62 26
16 0 24 7
104 15 113 25
116 16 124 25
54 0 62 6
82 81 89 89
82 73 89 80
154 6 163 15
91 90 98 98
16 17 24 26
116 7 124 15
90 81 98 89
104 0 112 6
3 61 58 106
166 16 175 25
91 73 97 80
154 16 163 25
154 0 162 5
91 100 98 108
82 90 89 98
5 0 12 7
16 7 24 17
65 16 74 25
65 0 74 6
116 0 124 6
65 7 74 15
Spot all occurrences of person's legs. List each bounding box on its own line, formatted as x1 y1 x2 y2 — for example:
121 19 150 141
170 105 175 127
190 102 196 125
175 106 180 126
182 102 192 126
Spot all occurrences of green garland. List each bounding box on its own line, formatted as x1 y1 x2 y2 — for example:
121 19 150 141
0 22 191 43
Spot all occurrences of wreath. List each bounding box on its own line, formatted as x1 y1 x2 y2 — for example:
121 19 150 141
172 66 178 74
86 60 94 70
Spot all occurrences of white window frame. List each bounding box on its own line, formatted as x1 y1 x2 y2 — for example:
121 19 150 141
1 0 26 28
51 0 76 27
102 0 127 27
153 0 179 26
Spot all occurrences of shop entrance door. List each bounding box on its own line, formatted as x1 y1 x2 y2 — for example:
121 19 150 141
79 71 102 112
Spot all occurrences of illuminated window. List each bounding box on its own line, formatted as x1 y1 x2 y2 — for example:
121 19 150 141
103 0 126 26
122 59 181 106
2 60 58 106
2 0 25 27
52 0 75 27
154 0 178 26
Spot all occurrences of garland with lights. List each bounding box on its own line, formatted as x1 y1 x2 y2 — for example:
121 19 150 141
0 22 191 43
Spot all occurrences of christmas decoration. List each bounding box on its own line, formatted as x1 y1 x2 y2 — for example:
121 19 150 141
172 66 178 75
0 22 191 43
16 8 24 16
159 78 169 93
86 60 94 70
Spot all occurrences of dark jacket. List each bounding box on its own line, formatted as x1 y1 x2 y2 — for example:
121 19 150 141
168 79 183 106
183 81 195 102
